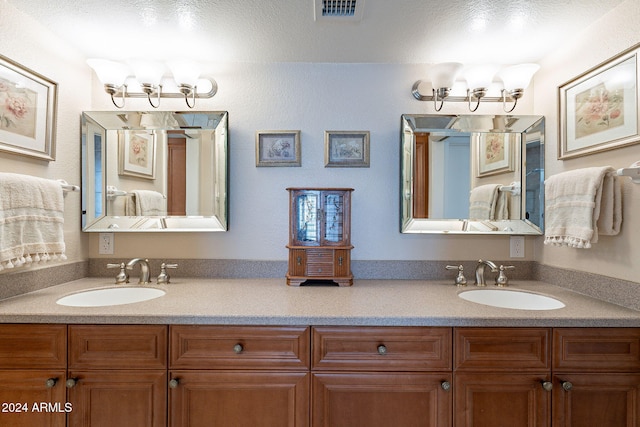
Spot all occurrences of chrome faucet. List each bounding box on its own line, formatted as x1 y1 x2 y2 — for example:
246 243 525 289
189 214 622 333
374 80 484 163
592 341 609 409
126 258 151 284
474 259 498 286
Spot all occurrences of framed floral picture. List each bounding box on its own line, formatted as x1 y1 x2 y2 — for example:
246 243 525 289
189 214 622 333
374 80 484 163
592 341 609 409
0 55 57 161
118 130 156 179
255 130 301 167
559 43 640 159
324 131 370 167
475 132 515 177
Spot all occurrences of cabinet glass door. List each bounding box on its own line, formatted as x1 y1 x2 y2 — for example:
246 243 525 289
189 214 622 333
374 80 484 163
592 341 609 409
323 193 344 243
295 192 320 245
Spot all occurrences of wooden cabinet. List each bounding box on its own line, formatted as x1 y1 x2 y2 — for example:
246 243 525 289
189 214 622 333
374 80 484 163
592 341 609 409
169 325 310 427
66 325 168 427
552 328 640 427
286 188 354 286
454 328 552 427
311 326 453 427
0 324 67 427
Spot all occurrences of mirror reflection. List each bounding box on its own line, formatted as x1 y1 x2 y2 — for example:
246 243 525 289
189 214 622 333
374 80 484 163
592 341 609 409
400 114 544 234
82 111 228 232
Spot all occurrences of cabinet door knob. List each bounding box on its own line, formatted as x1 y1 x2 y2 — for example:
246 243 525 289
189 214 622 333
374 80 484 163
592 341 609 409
169 378 180 389
541 381 553 391
45 378 58 388
65 378 78 388
233 343 244 354
377 344 387 355
561 381 573 391
440 381 451 391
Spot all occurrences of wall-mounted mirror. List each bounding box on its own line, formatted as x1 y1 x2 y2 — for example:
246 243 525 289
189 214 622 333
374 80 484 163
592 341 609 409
82 111 228 232
400 114 544 234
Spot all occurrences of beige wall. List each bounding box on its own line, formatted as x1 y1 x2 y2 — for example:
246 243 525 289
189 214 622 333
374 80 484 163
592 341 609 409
2 0 639 283
534 0 640 282
0 2 90 269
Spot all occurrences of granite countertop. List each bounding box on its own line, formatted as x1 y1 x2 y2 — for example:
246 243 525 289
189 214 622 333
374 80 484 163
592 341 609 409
0 278 638 327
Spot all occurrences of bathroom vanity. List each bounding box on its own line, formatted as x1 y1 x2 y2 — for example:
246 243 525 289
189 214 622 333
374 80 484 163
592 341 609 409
0 278 638 426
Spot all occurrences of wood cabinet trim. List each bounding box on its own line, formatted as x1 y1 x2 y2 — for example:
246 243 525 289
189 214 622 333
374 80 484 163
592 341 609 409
0 324 66 369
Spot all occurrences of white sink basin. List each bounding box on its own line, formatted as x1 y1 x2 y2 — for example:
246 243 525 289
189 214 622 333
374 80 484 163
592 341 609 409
458 289 565 310
56 287 165 307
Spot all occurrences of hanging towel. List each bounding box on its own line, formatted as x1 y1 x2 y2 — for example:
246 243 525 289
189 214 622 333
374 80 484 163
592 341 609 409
494 189 510 220
131 190 166 216
544 166 622 248
469 184 501 220
0 172 66 270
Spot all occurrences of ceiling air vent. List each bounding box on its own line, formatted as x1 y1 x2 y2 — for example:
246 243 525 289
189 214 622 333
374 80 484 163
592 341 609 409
314 0 364 22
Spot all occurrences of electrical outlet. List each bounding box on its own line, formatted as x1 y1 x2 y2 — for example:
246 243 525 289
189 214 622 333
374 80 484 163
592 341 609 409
510 236 525 258
99 233 114 255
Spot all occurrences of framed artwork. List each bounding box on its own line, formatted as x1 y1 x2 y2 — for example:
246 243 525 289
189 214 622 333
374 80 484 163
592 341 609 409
0 55 57 161
559 43 640 159
118 130 156 179
475 132 514 177
255 130 301 167
324 131 370 167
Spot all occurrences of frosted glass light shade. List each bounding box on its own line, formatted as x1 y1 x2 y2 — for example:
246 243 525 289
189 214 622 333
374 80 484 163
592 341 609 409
430 62 464 89
128 60 165 86
498 63 540 90
168 61 201 87
463 65 499 90
87 59 130 86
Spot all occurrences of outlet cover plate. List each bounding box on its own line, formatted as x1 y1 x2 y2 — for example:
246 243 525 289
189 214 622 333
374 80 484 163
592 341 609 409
510 236 525 258
99 233 114 255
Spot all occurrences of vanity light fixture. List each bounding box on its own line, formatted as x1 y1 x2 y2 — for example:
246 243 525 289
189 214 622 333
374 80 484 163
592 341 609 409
412 62 539 112
87 59 218 109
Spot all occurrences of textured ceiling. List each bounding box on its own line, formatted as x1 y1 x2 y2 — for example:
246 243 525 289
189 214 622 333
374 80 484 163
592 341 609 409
7 0 625 65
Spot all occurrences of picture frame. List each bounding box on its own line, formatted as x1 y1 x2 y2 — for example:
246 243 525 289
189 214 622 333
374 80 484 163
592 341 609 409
255 130 301 167
118 130 156 179
475 132 515 177
0 54 57 161
324 131 370 168
558 43 640 159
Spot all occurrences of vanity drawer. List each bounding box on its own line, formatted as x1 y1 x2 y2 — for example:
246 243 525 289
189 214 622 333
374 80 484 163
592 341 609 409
553 328 640 372
68 325 167 369
0 324 66 369
170 325 310 370
455 327 551 371
306 248 334 276
312 326 452 371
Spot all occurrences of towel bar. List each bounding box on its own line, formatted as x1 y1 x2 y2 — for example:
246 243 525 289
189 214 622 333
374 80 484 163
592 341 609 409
617 161 640 184
57 179 80 192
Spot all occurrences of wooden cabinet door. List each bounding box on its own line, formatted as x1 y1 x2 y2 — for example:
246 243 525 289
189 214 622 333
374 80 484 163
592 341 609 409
67 370 167 427
169 371 310 427
454 372 551 427
552 373 640 427
0 370 67 427
312 372 452 427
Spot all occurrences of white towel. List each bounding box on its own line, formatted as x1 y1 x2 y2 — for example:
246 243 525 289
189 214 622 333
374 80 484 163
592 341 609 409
132 190 166 216
544 166 622 248
469 184 500 220
0 172 66 270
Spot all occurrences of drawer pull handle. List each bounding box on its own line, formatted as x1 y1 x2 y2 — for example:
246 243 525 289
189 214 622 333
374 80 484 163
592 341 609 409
45 378 58 388
377 344 387 355
541 381 553 391
169 379 180 389
65 378 78 388
561 381 573 391
296 256 302 266
338 256 343 266
233 343 244 354
440 381 451 391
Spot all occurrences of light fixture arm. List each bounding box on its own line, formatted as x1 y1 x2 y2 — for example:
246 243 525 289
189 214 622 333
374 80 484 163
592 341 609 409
501 88 523 113
433 88 445 112
104 84 126 109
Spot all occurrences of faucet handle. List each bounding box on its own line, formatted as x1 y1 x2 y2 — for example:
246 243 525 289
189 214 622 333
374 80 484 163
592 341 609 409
445 265 467 286
106 262 129 284
495 265 515 287
157 263 178 284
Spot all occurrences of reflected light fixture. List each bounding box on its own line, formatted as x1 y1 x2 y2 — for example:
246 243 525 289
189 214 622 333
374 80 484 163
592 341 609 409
87 59 217 109
412 62 539 112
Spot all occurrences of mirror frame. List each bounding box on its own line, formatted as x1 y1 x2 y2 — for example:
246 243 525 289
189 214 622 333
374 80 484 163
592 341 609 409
81 111 229 232
400 114 544 235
